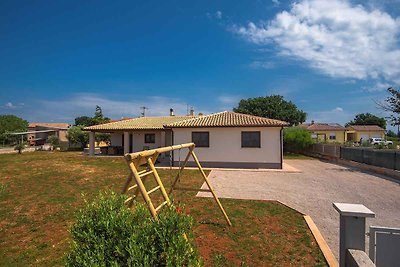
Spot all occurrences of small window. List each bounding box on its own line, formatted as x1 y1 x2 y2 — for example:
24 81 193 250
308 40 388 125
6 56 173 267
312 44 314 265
241 131 261 148
144 134 156 144
192 132 209 147
329 132 336 140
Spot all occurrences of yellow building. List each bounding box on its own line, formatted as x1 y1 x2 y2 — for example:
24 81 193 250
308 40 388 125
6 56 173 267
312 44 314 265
300 123 347 143
346 125 385 143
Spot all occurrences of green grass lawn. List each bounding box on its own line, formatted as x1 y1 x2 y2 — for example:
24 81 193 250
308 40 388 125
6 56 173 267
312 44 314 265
0 152 327 266
283 152 316 160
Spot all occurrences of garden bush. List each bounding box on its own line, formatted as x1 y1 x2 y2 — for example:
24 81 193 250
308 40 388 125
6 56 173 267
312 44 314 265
66 192 202 267
283 127 313 153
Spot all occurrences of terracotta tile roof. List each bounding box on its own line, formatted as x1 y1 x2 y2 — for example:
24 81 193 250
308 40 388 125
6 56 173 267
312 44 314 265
300 123 345 131
165 111 289 128
84 116 194 131
29 123 70 128
346 125 385 131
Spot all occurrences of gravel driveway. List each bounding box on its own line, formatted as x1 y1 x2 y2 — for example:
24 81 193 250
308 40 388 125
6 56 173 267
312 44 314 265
197 159 400 259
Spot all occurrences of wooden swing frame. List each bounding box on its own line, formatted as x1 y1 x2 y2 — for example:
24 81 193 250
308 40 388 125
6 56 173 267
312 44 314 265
122 142 232 226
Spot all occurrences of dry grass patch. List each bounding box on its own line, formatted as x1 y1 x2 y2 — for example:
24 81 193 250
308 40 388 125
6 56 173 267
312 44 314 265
0 152 327 266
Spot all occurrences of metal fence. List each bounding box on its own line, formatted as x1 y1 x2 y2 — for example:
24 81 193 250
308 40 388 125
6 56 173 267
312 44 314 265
308 143 341 158
341 147 400 171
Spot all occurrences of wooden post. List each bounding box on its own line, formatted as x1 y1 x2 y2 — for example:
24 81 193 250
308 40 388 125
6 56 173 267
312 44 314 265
190 150 232 226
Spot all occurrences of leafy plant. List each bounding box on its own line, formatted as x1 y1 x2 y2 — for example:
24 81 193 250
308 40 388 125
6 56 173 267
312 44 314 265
14 142 26 154
66 191 202 267
47 135 60 148
283 127 313 153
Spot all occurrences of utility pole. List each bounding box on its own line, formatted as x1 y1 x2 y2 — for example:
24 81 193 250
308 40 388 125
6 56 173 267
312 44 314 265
140 106 148 117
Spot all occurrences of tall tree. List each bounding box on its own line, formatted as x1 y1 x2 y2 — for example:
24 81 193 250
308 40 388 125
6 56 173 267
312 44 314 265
74 106 110 127
0 115 29 145
233 95 306 126
74 116 94 127
377 87 400 134
345 113 387 129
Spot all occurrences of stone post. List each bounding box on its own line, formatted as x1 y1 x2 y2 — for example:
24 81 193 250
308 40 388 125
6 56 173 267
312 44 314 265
123 132 129 155
333 203 375 267
89 132 95 156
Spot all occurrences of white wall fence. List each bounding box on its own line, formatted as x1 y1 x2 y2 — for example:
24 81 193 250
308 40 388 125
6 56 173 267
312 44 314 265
334 203 400 267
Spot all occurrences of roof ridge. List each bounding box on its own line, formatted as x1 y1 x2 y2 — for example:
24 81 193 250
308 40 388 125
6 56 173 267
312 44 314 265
164 111 226 125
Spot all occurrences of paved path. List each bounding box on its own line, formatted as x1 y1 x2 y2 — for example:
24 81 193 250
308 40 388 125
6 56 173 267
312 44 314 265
197 159 400 259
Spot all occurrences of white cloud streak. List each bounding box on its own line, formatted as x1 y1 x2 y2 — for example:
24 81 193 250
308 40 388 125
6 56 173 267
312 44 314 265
34 94 193 122
233 0 400 85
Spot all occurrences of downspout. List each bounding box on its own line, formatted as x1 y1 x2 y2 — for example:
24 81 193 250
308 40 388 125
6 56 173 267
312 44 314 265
280 127 283 169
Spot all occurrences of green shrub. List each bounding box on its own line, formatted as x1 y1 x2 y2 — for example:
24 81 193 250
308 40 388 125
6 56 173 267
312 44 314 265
66 192 202 267
283 127 313 152
14 142 26 154
47 135 60 148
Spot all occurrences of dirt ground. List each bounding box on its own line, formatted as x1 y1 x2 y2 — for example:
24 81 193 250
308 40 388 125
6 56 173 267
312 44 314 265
197 159 400 259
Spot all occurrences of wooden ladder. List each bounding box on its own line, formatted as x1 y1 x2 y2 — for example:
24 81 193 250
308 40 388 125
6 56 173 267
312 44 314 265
122 143 232 226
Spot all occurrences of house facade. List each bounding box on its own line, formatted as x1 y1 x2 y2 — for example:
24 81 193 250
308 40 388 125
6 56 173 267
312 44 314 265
346 125 385 142
301 122 386 143
300 123 347 143
85 111 288 169
27 123 70 146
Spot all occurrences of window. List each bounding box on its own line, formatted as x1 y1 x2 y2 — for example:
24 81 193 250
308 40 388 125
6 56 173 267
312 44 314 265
192 132 209 147
144 134 156 144
329 132 336 140
241 131 261 148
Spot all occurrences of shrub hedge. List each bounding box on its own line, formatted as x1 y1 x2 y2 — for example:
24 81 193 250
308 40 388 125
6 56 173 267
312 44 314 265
66 192 202 266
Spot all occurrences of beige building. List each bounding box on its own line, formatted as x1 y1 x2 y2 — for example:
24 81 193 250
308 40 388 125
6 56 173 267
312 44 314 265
85 111 288 169
346 125 385 142
300 123 347 143
27 123 70 146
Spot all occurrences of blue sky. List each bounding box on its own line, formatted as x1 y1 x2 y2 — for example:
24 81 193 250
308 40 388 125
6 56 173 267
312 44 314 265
1 0 400 127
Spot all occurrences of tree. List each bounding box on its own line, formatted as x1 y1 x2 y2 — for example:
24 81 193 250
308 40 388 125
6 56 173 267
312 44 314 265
92 105 110 125
346 113 386 129
67 126 89 148
74 116 94 127
233 95 306 126
14 142 26 154
47 135 60 148
387 130 397 138
74 106 110 127
0 115 28 145
377 87 400 134
283 127 313 152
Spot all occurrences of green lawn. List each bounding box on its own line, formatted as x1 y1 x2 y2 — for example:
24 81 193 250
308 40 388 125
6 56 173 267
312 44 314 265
0 152 327 266
283 152 316 160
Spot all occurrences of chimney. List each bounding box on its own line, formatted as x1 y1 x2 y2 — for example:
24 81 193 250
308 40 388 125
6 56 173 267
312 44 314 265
189 107 194 116
169 108 174 116
311 120 315 125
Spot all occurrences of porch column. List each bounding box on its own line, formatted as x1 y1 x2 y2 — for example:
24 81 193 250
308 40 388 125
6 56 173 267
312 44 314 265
89 132 95 156
123 132 129 155
131 133 135 153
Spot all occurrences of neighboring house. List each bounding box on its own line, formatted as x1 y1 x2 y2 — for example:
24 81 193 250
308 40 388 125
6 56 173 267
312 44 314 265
27 123 70 146
300 122 347 143
346 125 385 142
85 111 288 169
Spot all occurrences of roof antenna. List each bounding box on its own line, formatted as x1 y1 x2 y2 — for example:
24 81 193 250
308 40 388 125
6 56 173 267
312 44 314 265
140 106 148 117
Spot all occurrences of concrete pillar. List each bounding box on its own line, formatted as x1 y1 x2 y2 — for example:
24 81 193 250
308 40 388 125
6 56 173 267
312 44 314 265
123 132 129 155
131 133 135 153
333 203 375 267
89 132 95 156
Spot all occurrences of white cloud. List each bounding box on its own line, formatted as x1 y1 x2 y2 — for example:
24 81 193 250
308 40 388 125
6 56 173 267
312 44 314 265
35 93 194 122
207 11 222 20
308 106 351 124
362 81 392 92
218 95 241 105
5 102 15 109
233 0 400 85
272 0 280 6
248 61 275 69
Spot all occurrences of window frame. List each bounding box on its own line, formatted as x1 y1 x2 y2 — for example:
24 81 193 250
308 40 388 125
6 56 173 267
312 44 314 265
329 132 336 140
241 131 261 148
191 131 210 148
144 133 156 144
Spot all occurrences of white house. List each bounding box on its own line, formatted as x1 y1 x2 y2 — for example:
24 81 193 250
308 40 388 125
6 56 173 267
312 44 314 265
85 111 288 169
